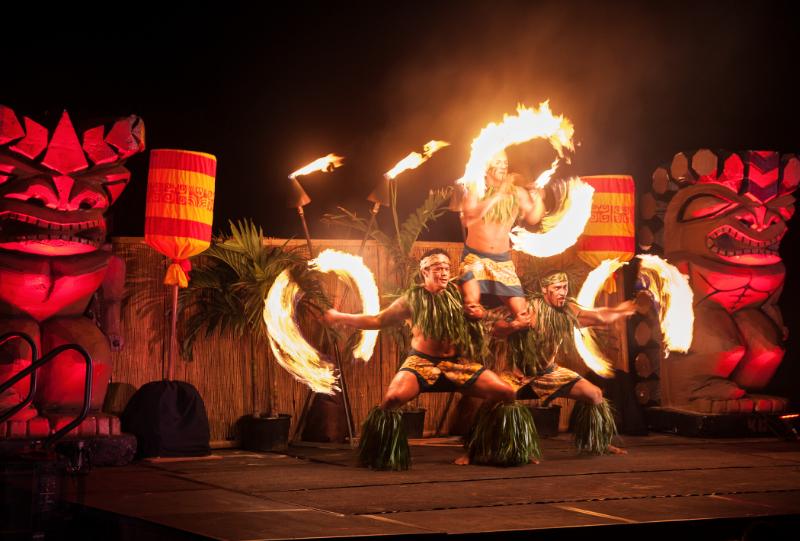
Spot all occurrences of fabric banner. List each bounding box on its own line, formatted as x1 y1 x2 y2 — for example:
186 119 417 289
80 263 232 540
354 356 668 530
576 175 635 292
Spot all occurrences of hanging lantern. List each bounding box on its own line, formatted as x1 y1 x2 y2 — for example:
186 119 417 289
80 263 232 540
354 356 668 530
145 149 217 287
576 175 635 293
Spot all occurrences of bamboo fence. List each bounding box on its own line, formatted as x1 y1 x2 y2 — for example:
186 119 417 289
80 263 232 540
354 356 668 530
106 237 629 443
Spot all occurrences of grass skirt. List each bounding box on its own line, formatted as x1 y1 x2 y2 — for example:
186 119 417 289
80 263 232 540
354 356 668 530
358 406 411 471
465 402 541 467
572 399 618 455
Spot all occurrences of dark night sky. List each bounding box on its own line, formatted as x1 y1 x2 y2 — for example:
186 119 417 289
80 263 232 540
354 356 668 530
3 0 800 395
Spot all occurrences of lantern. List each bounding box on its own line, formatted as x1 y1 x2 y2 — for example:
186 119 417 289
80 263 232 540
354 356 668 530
145 149 216 379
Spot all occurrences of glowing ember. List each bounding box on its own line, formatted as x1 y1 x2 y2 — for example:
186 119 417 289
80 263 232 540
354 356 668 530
509 177 594 257
289 153 344 179
637 254 694 354
309 249 380 361
457 101 574 198
572 258 628 377
264 269 340 394
385 139 450 179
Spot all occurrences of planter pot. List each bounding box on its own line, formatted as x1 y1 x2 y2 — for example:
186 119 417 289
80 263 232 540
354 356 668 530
529 405 561 438
401 408 426 439
240 413 291 452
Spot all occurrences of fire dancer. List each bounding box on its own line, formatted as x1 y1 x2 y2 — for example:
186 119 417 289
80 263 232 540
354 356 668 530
458 150 544 326
499 270 636 455
324 249 540 470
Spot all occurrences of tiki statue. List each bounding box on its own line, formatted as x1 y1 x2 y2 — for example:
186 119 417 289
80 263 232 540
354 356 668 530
644 149 797 413
0 105 144 438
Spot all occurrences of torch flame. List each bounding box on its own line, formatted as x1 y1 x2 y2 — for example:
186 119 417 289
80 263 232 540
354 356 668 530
309 249 380 361
457 101 574 198
264 269 340 394
385 140 450 180
571 255 694 375
534 157 561 189
509 177 594 257
289 153 345 179
637 254 694 354
572 258 628 377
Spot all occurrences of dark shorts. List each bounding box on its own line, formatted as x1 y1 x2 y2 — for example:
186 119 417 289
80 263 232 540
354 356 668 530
400 349 486 392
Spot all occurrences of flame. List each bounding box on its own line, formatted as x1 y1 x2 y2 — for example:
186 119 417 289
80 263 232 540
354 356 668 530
289 153 344 179
509 178 594 257
385 139 450 180
571 254 694 365
264 269 340 394
309 249 380 361
637 254 694 354
534 157 561 189
457 101 574 198
572 258 628 377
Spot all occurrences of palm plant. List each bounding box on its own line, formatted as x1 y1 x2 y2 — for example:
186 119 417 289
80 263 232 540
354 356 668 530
180 218 332 418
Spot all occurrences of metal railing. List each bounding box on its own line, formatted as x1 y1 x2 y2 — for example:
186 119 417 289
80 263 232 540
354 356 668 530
0 332 93 447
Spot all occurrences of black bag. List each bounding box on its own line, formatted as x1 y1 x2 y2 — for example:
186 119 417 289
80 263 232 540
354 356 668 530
121 380 210 458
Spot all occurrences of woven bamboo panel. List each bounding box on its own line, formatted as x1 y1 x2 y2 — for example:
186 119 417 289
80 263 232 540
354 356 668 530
110 237 628 442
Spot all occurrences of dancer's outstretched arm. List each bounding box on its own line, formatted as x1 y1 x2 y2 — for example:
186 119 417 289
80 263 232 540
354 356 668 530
575 300 636 327
323 297 409 330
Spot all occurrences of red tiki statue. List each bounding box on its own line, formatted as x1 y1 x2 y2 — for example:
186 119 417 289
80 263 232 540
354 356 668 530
643 149 798 413
0 105 144 438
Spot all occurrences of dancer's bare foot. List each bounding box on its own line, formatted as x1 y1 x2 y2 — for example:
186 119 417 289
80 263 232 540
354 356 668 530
607 444 627 455
454 454 470 465
529 456 540 464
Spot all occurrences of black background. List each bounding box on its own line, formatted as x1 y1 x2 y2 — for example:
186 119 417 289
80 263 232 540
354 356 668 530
3 0 799 403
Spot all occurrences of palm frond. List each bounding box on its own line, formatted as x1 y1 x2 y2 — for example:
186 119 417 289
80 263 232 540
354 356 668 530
397 187 452 256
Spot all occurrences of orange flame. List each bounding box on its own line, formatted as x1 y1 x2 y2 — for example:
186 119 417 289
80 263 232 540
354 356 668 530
310 249 380 361
573 258 629 377
509 177 594 257
534 157 561 189
573 255 694 370
457 101 574 198
289 153 344 179
264 270 339 394
637 254 694 354
385 140 450 180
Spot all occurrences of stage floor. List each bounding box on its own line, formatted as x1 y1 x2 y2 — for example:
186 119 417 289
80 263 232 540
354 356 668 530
61 433 800 540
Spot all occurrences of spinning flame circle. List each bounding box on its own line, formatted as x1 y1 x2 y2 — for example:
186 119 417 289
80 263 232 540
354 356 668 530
263 250 380 394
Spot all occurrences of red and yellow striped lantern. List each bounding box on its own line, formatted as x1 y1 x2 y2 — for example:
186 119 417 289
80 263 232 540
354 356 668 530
145 149 216 287
576 175 635 291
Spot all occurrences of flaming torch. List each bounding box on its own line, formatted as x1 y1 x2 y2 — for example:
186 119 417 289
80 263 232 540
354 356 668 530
457 101 574 198
636 254 694 354
288 153 344 256
573 255 694 375
264 269 340 394
574 258 629 377
262 249 380 394
509 177 595 257
310 249 380 361
360 140 450 253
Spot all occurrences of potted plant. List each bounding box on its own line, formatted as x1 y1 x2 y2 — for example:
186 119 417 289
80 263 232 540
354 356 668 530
180 219 331 451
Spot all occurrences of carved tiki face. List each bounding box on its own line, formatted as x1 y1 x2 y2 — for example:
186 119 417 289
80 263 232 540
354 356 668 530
0 106 144 256
664 151 798 268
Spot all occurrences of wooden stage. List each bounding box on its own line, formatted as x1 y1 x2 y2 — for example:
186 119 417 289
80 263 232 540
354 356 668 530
42 433 800 540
